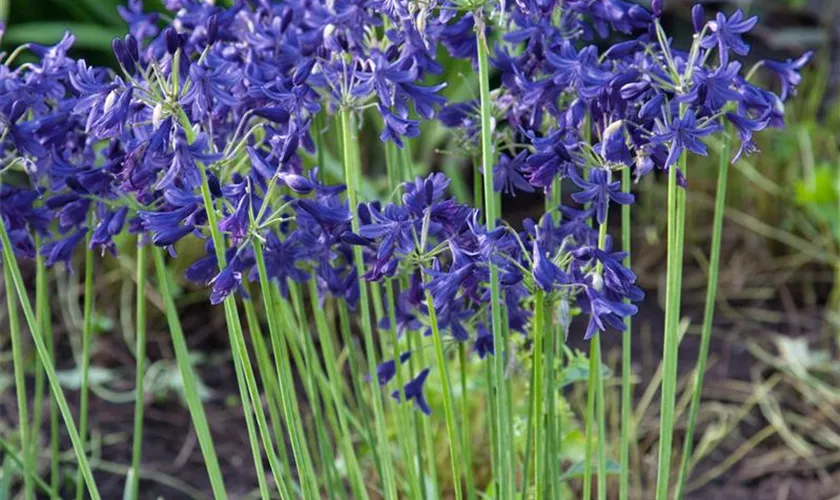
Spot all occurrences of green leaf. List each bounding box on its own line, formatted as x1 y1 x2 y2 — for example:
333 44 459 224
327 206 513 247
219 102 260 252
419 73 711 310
794 164 839 206
560 351 612 388
560 458 621 480
2 23 123 52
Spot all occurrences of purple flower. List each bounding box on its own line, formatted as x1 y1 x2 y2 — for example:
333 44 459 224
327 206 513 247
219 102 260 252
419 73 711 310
725 112 768 163
392 368 432 415
210 265 241 305
157 131 222 191
473 323 494 359
569 168 635 225
90 87 134 139
41 230 86 270
379 105 420 148
138 204 197 251
493 151 534 196
764 51 813 101
582 285 638 340
649 109 719 169
532 238 565 291
700 10 758 61
371 352 412 386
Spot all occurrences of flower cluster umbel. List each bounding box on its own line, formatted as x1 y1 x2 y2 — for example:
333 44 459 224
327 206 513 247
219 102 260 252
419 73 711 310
0 0 808 413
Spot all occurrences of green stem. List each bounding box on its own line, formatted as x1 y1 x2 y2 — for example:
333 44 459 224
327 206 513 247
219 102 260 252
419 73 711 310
408 320 438 498
32 233 59 493
619 166 633 500
521 351 537 500
151 247 227 499
595 336 607 500
4 250 33 500
339 107 397 500
384 279 422 499
186 119 291 497
425 290 463 500
656 153 687 500
288 281 341 498
476 18 511 498
75 230 95 500
533 289 546 500
31 240 47 499
547 177 563 498
545 304 561 498
227 308 272 500
251 240 319 495
0 438 55 498
129 239 148 500
240 291 295 499
585 209 610 500
307 279 369 500
674 132 730 500
458 344 476 500
0 215 102 500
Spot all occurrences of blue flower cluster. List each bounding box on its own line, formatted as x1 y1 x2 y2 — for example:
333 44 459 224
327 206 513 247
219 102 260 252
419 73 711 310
0 0 808 414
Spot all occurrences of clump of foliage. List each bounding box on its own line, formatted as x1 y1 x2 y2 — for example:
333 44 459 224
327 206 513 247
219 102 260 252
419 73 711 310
0 1 809 499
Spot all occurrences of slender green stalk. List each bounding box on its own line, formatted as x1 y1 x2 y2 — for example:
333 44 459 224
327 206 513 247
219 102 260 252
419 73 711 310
458 344 476 500
129 239 148 500
240 291 295 499
532 289 546 500
0 215 101 500
619 166 633 500
307 279 369 500
407 321 438 498
583 336 597 500
0 437 55 498
425 290 463 500
227 312 272 500
150 247 227 499
76 230 95 500
179 106 287 497
521 350 537 500
475 17 511 497
336 300 376 449
31 241 47 498
4 252 34 500
288 281 341 498
339 107 398 500
38 240 60 495
594 336 607 500
384 279 422 500
388 139 438 498
252 240 319 496
656 153 687 500
545 305 560 498
585 209 611 500
674 132 731 499
546 177 563 498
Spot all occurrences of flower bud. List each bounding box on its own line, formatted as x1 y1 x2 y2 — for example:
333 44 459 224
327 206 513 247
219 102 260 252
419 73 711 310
125 34 139 62
292 58 315 87
103 90 117 114
206 14 218 45
652 0 664 17
164 28 180 55
691 4 705 33
152 103 164 130
9 100 27 122
112 38 135 74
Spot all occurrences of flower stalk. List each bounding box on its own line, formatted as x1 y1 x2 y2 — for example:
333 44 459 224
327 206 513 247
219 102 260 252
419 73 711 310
675 128 732 499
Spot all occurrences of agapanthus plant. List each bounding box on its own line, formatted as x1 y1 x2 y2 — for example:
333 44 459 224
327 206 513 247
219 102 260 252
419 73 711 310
0 1 809 499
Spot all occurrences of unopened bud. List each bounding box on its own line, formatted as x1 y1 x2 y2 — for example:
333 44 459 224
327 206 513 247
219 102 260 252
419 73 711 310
152 103 164 130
